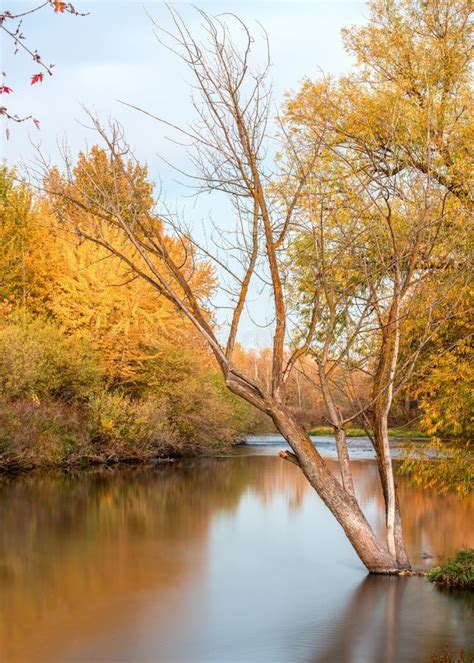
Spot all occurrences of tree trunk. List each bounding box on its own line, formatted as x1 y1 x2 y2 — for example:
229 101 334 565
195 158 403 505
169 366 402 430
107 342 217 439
373 412 396 558
319 368 355 496
335 427 356 497
373 411 411 569
270 404 400 574
370 295 411 570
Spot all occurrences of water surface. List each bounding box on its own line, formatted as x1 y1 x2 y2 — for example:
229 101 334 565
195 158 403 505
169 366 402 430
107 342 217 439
0 440 472 662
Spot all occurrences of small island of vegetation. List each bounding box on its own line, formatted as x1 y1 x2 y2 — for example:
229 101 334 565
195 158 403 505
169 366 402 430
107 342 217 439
428 550 474 591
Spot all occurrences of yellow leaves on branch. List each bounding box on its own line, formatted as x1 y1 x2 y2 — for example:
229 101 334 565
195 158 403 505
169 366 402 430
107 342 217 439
415 345 474 439
400 439 473 499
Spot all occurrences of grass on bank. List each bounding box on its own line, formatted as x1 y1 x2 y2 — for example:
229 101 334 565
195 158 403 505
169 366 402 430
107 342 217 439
428 549 474 591
308 426 428 439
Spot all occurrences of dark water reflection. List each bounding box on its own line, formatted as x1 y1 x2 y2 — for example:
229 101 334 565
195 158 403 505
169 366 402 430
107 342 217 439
0 451 472 662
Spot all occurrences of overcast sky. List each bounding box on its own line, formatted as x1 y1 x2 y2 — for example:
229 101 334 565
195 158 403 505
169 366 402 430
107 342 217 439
1 0 368 346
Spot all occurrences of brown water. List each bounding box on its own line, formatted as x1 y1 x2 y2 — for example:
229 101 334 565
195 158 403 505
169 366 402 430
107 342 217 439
0 445 472 662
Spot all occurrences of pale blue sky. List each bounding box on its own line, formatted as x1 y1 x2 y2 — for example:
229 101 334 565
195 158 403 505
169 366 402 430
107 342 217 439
2 1 366 166
1 0 368 346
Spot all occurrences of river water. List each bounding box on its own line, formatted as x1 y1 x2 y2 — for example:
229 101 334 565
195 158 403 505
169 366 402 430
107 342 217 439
0 436 472 662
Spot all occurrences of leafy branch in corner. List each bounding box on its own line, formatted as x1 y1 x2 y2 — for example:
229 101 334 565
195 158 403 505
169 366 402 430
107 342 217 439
0 1 87 134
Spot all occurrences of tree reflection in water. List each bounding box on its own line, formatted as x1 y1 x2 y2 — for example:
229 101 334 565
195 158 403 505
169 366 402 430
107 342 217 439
0 455 472 662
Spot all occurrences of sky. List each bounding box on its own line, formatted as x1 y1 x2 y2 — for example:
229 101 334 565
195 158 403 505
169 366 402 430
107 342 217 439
1 0 368 346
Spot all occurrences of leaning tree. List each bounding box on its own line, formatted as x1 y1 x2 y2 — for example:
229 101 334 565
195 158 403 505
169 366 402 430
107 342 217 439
41 9 416 573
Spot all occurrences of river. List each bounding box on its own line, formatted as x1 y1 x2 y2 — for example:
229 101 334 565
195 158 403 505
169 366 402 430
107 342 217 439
0 436 472 662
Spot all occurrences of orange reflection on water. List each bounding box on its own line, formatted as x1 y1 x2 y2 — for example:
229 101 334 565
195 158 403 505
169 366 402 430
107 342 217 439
0 456 472 662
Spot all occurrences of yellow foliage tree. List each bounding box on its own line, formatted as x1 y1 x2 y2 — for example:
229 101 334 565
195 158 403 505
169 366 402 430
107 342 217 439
47 146 216 388
0 166 60 313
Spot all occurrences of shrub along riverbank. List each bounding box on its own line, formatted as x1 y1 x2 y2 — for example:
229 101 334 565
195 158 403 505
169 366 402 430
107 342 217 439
0 394 239 472
0 316 261 472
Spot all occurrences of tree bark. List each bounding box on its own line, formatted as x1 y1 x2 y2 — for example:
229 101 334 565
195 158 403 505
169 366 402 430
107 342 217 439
373 412 411 569
319 368 355 496
334 427 356 497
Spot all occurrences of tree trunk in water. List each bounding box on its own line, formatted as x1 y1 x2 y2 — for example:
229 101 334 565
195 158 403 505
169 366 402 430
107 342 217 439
374 413 396 559
373 413 411 569
335 427 356 497
370 296 411 570
271 405 400 574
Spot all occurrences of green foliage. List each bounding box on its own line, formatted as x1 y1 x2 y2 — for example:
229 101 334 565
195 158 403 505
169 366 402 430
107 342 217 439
86 391 174 455
428 549 474 591
0 395 171 469
211 373 259 438
0 314 251 469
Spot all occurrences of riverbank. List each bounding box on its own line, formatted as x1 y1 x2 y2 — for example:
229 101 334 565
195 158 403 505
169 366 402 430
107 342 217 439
0 452 179 476
0 431 232 475
0 395 236 475
0 315 257 475
0 420 429 474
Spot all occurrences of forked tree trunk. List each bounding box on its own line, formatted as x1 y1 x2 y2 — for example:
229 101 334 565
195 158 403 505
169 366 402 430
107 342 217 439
269 403 402 574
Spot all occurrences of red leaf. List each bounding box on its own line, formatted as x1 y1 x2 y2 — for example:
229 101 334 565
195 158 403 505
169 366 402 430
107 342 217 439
33 118 40 129
31 73 44 85
0 85 13 94
54 1 67 12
